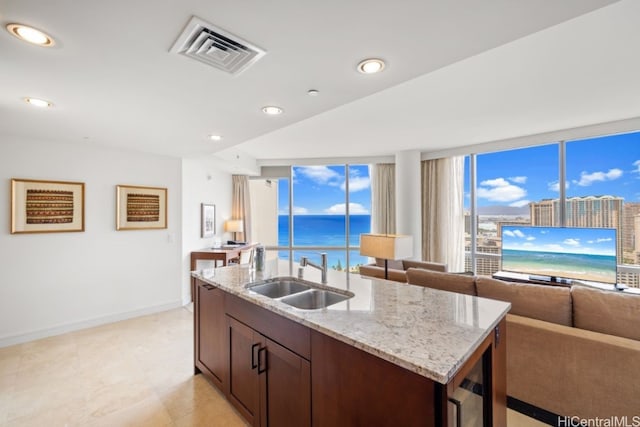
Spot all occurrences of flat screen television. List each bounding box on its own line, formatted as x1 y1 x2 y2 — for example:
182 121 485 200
501 226 617 284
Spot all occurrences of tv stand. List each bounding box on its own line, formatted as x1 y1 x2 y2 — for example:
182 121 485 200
492 271 572 287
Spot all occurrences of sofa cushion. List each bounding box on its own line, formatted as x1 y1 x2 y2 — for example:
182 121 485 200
402 259 447 272
572 285 640 342
476 277 572 326
359 264 408 282
406 268 476 296
374 258 404 270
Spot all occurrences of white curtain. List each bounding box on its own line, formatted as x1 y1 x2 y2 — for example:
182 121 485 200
370 164 395 234
421 157 465 271
232 175 251 242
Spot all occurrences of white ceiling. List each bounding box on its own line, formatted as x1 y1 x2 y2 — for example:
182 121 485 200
1 0 635 166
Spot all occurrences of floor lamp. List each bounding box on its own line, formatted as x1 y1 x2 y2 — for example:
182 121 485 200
359 233 413 280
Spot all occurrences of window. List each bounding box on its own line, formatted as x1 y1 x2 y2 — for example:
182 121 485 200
466 144 558 276
252 164 371 272
465 131 640 288
566 132 640 287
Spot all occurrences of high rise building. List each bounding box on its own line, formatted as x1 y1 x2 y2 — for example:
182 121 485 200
623 203 640 252
529 196 624 259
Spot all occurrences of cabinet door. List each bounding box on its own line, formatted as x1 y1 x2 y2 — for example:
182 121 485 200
195 282 226 390
262 337 311 427
227 316 263 426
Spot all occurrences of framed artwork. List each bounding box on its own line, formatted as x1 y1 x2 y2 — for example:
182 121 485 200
201 203 216 238
116 185 167 230
11 178 85 234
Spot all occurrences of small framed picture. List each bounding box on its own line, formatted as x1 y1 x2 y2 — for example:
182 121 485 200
201 203 216 238
11 178 85 234
116 185 167 230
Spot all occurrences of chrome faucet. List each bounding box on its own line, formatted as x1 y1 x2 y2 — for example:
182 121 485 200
299 253 328 284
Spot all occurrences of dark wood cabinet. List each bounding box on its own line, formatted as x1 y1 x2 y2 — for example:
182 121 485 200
226 315 311 427
194 282 226 390
263 337 311 427
227 316 263 426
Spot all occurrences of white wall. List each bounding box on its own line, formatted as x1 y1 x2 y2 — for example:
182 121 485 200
0 137 183 346
181 157 233 304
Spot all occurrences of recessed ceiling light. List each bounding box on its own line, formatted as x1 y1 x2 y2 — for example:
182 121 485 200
307 89 319 96
209 134 223 141
6 24 55 46
357 58 385 74
24 97 53 108
262 106 283 115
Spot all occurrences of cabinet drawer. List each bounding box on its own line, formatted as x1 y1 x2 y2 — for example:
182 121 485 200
226 293 311 360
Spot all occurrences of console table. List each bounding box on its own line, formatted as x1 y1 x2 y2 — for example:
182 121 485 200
190 245 253 301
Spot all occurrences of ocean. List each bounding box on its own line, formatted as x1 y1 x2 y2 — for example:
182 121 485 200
277 214 371 270
502 249 617 283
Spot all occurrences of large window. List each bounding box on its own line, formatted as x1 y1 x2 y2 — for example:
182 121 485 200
252 164 371 272
465 131 640 287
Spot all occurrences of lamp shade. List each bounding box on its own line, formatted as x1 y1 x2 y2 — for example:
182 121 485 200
225 219 244 233
359 234 413 260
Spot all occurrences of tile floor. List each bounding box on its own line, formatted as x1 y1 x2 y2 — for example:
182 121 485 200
0 307 546 426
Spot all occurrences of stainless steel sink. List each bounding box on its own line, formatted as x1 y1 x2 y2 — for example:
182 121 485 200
280 289 351 310
246 277 353 310
247 277 311 298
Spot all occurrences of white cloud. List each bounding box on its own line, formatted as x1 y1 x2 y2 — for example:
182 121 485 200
477 177 526 202
480 178 509 187
510 176 527 184
509 199 530 208
548 181 570 192
545 244 565 252
504 229 525 238
340 176 370 192
324 203 369 215
596 237 612 243
563 238 580 246
574 168 623 187
296 166 341 184
526 236 536 241
633 160 640 174
292 206 309 214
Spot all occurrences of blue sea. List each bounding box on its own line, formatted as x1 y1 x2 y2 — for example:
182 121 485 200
502 249 617 283
277 215 371 270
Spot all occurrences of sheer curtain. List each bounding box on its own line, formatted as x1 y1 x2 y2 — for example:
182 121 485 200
421 157 464 271
370 164 395 234
232 175 251 243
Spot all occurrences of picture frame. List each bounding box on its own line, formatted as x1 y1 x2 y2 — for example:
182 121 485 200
116 185 167 230
201 203 216 238
11 178 85 234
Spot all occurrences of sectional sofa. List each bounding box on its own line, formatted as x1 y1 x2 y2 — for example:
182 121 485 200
405 268 640 421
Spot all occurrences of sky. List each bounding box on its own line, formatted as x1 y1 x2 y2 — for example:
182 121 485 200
502 226 617 256
466 130 640 210
278 164 371 215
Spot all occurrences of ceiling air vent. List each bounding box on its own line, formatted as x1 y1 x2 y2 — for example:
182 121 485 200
170 16 266 75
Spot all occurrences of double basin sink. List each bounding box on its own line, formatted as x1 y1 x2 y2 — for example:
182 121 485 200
246 277 353 310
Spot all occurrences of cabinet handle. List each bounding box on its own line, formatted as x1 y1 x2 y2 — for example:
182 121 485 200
448 397 462 427
257 347 267 374
251 343 260 370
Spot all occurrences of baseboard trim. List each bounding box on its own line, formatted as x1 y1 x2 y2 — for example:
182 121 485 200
508 396 560 426
0 300 183 348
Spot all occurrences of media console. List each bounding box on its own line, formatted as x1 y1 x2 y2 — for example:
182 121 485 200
492 271 636 293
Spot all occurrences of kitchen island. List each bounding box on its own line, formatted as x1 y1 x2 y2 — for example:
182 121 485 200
192 259 510 426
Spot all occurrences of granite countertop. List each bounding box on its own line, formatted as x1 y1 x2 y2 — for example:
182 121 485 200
192 259 510 384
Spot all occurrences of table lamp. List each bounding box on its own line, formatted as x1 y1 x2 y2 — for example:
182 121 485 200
225 219 244 243
360 233 413 280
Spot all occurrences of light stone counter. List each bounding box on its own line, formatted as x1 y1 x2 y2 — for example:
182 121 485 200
192 259 510 384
